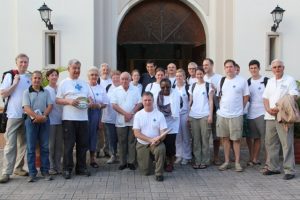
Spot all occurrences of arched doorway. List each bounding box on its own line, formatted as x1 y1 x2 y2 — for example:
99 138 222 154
117 0 206 73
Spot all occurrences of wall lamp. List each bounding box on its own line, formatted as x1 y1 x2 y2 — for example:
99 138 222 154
38 3 53 30
271 5 285 32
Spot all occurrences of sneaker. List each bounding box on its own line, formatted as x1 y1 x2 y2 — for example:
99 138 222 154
218 162 230 171
0 174 10 184
106 155 116 164
28 176 37 183
128 163 136 170
235 163 243 172
14 169 29 176
175 157 182 164
42 173 53 181
283 174 295 180
181 159 188 165
119 164 127 170
75 169 91 177
49 169 58 175
63 171 72 179
155 175 164 182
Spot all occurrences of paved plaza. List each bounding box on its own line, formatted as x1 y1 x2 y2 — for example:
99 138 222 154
0 149 300 200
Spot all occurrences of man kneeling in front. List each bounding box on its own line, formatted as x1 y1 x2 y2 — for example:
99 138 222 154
133 92 167 181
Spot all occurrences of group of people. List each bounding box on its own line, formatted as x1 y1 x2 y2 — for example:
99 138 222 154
0 53 298 183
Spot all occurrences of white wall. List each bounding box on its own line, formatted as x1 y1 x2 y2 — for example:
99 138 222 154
0 0 95 81
234 0 300 80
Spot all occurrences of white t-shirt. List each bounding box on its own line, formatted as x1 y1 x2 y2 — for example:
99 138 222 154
101 84 117 124
145 82 161 97
56 77 92 121
187 77 197 85
0 73 31 118
89 84 109 105
110 85 141 127
189 82 212 118
263 74 299 120
99 77 112 89
133 109 167 145
130 82 142 96
175 84 189 114
216 76 250 118
247 77 267 119
45 85 63 125
204 73 222 90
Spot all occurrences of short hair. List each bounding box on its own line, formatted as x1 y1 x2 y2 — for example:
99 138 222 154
203 58 214 65
101 63 109 68
248 60 260 69
271 59 284 67
46 68 59 77
235 63 240 69
160 78 171 86
188 62 198 68
68 59 81 66
111 70 121 77
167 63 177 69
224 59 236 66
88 66 99 75
146 59 156 66
32 70 42 77
120 71 131 80
142 91 154 99
15 53 29 62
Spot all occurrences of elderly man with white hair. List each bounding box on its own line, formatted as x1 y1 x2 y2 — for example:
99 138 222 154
56 59 93 179
263 59 299 180
111 72 142 170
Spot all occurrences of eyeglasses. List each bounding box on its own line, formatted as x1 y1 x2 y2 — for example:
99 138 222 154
90 74 99 76
188 68 196 70
272 65 283 69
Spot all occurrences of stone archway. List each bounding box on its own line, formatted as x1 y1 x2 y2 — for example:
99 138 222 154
117 0 206 73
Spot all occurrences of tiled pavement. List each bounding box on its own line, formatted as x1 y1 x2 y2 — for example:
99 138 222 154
0 149 300 200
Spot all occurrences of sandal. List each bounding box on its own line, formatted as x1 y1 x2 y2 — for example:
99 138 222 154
247 161 254 166
90 162 99 168
260 164 269 173
199 164 207 169
252 161 261 165
192 164 201 169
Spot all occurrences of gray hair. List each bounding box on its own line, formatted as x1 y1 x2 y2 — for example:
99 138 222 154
271 59 284 67
188 62 197 68
120 71 131 80
68 59 81 66
88 66 99 76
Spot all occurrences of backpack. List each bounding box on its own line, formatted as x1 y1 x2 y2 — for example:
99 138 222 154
190 82 209 107
247 77 269 87
105 84 112 93
1 70 19 102
179 83 190 109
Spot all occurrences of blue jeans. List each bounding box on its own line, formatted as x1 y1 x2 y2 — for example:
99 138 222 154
25 118 50 177
88 109 101 152
104 123 118 155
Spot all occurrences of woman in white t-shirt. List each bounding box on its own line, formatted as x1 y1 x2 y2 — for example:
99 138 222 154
87 67 109 168
189 67 213 169
130 69 142 96
45 68 63 175
145 68 165 97
174 69 192 165
155 78 181 172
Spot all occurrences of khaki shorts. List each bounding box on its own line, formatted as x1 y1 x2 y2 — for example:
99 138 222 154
216 115 243 140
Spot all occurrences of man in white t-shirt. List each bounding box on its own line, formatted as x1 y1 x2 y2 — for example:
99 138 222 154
56 59 92 179
111 72 142 170
167 63 177 88
262 59 299 180
0 54 31 183
133 92 167 182
216 59 249 172
203 58 222 165
187 62 198 85
246 60 268 167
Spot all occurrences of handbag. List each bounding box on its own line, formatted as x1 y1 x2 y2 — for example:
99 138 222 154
0 97 10 133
